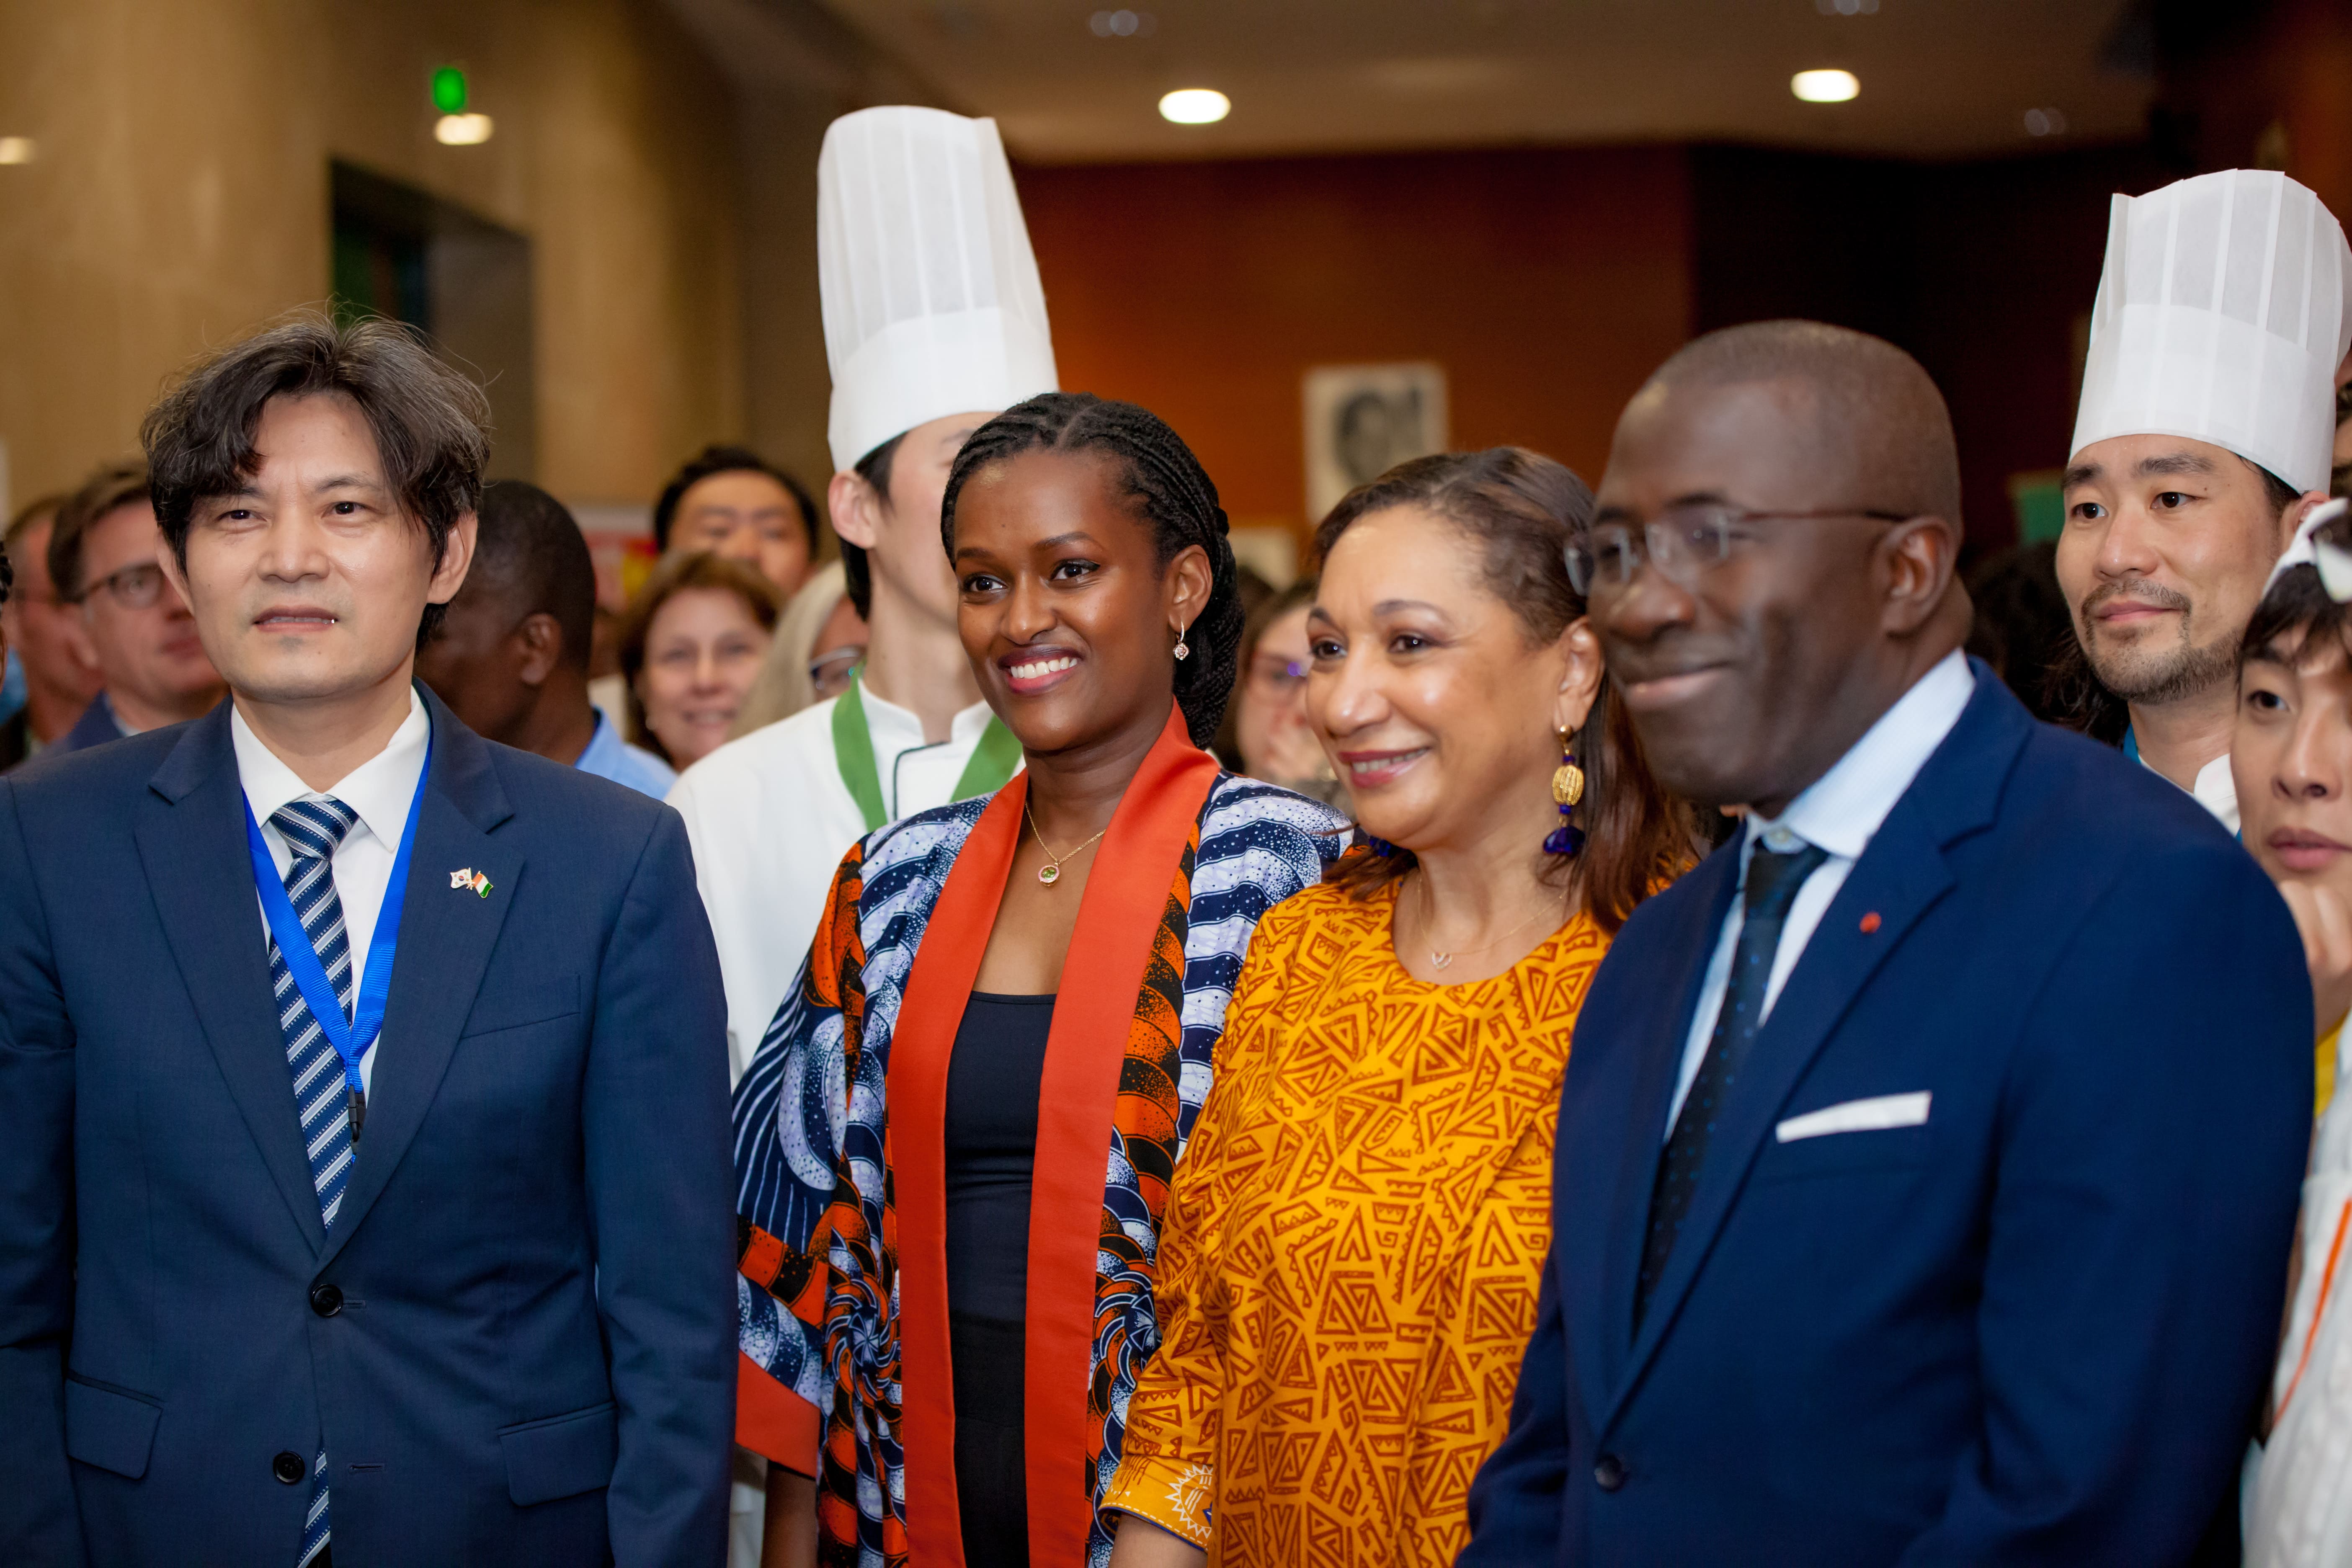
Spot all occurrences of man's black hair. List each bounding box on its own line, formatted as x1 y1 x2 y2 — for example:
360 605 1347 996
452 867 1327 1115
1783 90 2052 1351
650 444 819 554
939 392 1244 747
141 310 489 645
839 434 902 622
462 480 598 671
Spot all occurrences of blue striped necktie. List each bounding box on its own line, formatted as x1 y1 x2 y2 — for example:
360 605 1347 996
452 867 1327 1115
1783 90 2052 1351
268 796 361 1568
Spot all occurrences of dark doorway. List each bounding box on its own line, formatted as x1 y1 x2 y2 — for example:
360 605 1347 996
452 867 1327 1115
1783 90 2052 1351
330 161 536 482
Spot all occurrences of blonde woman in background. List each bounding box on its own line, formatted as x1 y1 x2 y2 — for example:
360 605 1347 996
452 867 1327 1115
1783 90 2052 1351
729 560 868 740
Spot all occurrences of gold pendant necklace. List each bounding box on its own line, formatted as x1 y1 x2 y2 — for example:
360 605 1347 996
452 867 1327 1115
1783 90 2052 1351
1026 803 1109 887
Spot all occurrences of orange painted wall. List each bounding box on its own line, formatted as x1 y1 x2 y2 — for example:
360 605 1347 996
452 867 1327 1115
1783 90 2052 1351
1013 146 1694 544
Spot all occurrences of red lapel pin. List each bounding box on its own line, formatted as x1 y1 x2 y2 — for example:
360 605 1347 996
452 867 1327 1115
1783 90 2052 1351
1859 911 1882 933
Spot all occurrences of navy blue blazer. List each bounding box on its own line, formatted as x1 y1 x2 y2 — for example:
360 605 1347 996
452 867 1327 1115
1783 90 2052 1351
1465 665 2312 1567
0 687 736 1566
51 690 124 756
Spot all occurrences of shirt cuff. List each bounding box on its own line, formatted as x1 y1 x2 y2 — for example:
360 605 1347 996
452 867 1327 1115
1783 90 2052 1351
1101 1454 1215 1550
735 1352 821 1476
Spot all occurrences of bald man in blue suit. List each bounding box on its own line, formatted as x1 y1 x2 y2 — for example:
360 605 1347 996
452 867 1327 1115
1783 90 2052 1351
1465 322 2308 1566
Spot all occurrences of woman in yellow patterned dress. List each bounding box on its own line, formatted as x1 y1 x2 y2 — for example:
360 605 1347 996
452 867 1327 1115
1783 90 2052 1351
1101 448 1697 1567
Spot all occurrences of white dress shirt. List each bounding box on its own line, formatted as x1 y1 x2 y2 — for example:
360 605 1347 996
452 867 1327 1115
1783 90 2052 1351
666 682 1005 1082
232 689 431 1094
1667 649 1975 1130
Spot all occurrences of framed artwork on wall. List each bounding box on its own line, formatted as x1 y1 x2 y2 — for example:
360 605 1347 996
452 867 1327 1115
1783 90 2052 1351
1302 362 1448 524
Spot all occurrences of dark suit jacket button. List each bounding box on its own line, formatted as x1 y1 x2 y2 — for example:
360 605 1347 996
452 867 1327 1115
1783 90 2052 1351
273 1450 308 1484
309 1283 343 1318
1594 1454 1627 1491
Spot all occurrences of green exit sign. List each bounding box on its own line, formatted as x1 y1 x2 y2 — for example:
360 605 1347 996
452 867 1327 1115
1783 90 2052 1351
431 67 468 115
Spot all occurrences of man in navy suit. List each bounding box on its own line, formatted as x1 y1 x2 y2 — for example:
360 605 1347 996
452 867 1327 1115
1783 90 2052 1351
1464 321 2312 1565
0 313 735 1565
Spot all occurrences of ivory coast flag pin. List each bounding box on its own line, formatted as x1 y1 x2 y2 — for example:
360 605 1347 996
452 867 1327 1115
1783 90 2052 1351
450 867 493 897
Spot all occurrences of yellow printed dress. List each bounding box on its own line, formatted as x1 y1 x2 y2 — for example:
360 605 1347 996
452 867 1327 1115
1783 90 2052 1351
1102 877 1606 1567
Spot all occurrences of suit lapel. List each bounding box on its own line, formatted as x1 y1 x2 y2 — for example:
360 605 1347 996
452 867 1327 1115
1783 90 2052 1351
1597 666 2029 1432
1566 847 1738 1419
319 692 516 1269
137 707 328 1251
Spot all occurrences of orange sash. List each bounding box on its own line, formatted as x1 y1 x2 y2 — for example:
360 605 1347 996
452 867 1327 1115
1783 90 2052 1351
887 703 1219 1567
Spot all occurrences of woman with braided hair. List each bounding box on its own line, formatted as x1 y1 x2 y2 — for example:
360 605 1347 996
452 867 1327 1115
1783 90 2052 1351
733 392 1349 1568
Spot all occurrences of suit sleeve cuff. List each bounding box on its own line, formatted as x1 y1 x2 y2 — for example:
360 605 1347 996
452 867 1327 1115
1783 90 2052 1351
735 1352 820 1477
1100 1455 1215 1550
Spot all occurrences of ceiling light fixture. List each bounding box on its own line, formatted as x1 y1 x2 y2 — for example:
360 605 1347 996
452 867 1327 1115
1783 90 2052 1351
0 137 34 165
435 113 495 146
1791 69 1860 103
1159 88 1230 125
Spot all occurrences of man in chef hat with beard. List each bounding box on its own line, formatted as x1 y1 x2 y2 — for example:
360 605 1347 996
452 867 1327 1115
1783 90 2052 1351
664 104 1052 1565
2058 168 2352 830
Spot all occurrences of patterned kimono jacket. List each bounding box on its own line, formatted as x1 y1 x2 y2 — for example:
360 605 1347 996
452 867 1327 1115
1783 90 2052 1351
733 708 1346 1567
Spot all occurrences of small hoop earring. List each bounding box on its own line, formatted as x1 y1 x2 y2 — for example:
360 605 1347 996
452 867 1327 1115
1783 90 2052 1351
1172 623 1190 660
1546 722 1587 856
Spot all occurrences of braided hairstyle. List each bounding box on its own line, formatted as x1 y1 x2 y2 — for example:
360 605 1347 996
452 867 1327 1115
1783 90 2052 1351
940 392 1244 748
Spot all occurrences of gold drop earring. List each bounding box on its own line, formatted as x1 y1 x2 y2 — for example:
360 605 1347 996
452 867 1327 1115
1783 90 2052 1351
1172 620 1190 660
1545 723 1586 856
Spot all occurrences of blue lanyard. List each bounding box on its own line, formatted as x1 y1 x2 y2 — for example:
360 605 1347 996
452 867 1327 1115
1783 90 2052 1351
242 726 432 1127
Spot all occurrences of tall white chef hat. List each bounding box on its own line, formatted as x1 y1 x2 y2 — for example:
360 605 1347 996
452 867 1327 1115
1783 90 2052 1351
2071 169 2352 496
818 106 1059 475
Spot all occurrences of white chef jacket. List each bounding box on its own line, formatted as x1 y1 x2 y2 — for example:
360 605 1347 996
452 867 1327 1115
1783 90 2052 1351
2249 1037 2352 1565
232 688 431 1096
667 683 1003 1082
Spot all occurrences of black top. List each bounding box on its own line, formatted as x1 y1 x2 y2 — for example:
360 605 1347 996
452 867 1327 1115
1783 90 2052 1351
944 991 1056 1326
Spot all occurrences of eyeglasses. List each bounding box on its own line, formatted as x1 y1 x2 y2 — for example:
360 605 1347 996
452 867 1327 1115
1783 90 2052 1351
809 646 863 699
80 561 170 610
1565 504 1913 597
1249 655 1309 694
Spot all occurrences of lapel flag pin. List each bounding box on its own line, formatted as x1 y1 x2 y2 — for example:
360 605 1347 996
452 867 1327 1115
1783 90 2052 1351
450 868 492 898
1859 911 1882 933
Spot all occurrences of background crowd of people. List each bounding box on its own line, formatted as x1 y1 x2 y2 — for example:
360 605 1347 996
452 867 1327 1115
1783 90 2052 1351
12 102 2352 1568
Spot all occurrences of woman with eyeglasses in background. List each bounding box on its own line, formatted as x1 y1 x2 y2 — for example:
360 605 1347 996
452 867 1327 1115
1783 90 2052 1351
1215 579 1346 808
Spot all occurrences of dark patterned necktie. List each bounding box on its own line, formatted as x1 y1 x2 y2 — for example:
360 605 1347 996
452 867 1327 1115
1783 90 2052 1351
268 797 361 1568
1634 840 1829 1332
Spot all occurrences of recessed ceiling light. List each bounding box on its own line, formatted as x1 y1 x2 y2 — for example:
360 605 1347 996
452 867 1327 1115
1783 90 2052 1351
434 113 494 146
1791 69 1860 103
0 137 34 165
1159 88 1230 125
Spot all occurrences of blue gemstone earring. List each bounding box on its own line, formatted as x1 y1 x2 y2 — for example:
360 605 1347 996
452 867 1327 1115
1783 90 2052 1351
1545 725 1586 856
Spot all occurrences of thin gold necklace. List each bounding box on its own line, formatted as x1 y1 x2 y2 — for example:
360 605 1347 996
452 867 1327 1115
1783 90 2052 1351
1416 874 1567 970
1026 803 1109 887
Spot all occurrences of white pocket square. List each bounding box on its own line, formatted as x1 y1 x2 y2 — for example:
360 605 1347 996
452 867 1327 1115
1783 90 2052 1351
1775 1091 1931 1143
